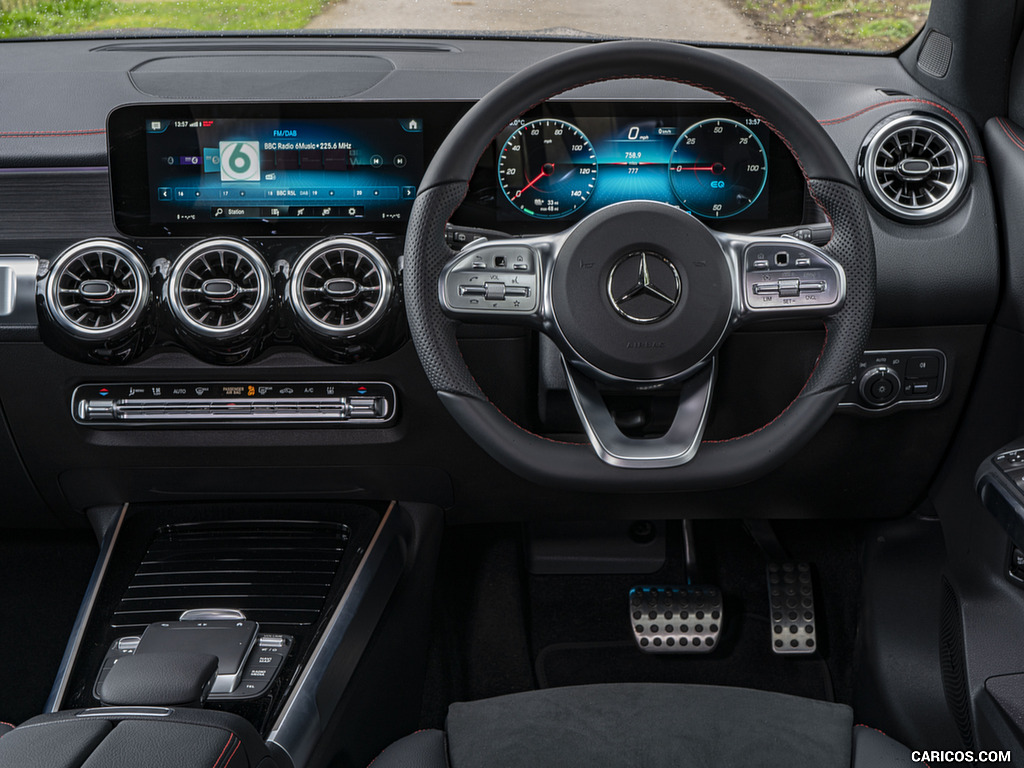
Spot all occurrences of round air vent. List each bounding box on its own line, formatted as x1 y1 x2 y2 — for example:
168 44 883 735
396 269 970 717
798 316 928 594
860 113 970 222
45 239 150 340
167 239 271 339
289 238 394 337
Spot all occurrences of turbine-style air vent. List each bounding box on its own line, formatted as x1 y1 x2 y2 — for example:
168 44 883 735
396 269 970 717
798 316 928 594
860 113 970 222
168 239 271 339
289 238 394 337
45 239 150 340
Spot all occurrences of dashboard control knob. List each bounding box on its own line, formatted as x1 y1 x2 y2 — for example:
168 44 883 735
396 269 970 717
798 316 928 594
858 366 901 408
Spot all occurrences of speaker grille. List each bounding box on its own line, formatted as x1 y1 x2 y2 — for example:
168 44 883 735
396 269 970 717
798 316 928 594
45 240 149 340
860 114 970 222
918 30 953 79
939 577 974 747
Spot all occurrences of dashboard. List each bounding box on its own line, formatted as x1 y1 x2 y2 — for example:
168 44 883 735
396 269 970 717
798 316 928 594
0 36 1002 525
30 100 809 370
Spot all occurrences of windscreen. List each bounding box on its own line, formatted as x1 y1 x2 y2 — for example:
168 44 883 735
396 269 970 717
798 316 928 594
0 0 928 51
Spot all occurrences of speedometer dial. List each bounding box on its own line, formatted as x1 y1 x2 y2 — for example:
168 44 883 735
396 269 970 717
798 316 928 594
498 119 598 219
668 119 768 218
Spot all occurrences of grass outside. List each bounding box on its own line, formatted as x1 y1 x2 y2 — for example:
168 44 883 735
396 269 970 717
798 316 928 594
0 0 325 38
735 0 930 51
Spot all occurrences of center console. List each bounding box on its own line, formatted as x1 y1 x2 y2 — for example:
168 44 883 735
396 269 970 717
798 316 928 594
40 500 443 768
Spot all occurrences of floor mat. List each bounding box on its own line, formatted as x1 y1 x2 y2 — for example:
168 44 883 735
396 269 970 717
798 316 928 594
535 612 834 701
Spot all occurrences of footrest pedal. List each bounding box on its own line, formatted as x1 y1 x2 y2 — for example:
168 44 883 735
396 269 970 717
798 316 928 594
629 585 722 654
767 562 816 655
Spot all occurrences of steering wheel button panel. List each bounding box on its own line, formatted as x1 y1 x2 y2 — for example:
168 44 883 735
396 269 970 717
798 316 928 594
739 241 842 314
441 243 539 315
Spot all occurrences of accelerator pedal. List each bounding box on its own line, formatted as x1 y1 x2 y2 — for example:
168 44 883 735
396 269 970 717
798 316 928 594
768 562 817 655
630 585 722 654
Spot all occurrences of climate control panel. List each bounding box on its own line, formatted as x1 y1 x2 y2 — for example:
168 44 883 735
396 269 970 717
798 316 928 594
72 381 396 426
841 348 948 413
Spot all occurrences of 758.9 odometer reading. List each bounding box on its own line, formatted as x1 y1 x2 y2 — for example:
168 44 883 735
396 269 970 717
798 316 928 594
498 119 598 218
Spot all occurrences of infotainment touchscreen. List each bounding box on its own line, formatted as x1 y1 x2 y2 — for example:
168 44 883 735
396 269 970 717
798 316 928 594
108 105 427 237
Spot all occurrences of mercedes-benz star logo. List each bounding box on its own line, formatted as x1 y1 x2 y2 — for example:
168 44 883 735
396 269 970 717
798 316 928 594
607 251 682 324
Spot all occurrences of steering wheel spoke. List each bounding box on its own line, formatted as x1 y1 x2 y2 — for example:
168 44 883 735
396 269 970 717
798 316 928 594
714 232 846 326
563 359 716 469
407 40 875 488
438 236 554 328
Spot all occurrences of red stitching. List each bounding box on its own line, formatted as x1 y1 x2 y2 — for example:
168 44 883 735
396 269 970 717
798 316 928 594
702 322 828 444
820 97 968 134
221 740 241 768
209 735 233 768
433 68 861 446
0 721 13 732
996 117 1024 154
0 129 104 137
820 98 986 165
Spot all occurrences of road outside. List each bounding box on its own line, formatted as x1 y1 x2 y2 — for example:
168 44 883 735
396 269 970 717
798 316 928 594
306 0 764 44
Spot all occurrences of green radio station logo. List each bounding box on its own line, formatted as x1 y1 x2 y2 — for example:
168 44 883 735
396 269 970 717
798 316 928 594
219 140 260 182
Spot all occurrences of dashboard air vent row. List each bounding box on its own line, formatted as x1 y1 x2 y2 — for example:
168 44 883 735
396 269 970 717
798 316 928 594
113 520 350 631
290 237 394 337
45 240 150 339
168 238 271 339
860 113 969 222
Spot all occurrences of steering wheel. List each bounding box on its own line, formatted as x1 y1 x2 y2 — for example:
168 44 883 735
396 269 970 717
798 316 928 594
405 40 875 491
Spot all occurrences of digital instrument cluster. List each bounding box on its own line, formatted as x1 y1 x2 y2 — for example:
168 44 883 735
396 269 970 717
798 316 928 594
470 103 804 232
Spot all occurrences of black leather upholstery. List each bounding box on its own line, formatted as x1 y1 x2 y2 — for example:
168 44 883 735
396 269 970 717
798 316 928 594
98 652 219 706
0 707 279 768
368 684 916 768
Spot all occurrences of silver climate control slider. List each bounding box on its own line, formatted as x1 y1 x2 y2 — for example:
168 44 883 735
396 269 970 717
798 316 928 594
72 381 396 426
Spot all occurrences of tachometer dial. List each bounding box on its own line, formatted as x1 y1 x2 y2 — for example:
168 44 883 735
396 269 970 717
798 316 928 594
498 119 598 219
668 119 768 218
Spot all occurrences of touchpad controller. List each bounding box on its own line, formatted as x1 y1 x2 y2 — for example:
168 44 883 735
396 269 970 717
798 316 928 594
95 618 292 701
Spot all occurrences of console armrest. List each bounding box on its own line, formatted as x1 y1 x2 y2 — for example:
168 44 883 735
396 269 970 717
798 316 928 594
98 652 218 706
0 708 284 768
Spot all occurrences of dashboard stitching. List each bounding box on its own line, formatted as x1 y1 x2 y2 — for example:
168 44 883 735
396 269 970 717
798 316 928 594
819 98 985 163
701 322 827 444
995 117 1024 154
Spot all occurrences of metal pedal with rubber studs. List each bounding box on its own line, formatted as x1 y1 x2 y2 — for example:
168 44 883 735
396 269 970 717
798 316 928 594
629 586 723 654
767 562 816 655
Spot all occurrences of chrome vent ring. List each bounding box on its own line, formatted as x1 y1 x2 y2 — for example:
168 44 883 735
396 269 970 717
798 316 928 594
289 238 394 337
168 239 271 339
860 113 970 222
45 239 150 340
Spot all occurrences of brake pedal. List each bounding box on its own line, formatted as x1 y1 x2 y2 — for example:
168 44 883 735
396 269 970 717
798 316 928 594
630 585 722 654
767 562 816 655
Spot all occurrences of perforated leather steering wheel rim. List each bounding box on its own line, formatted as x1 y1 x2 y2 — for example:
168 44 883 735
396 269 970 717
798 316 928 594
404 39 876 491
